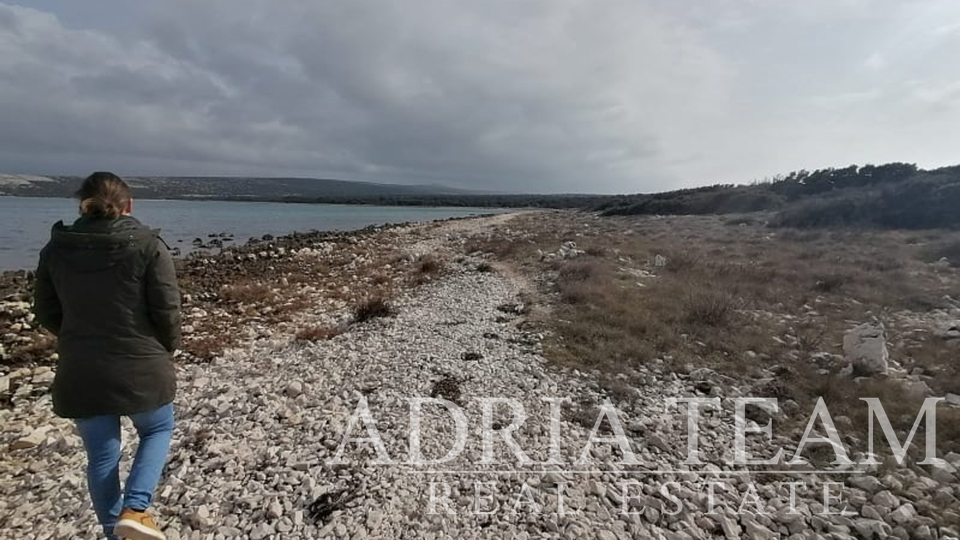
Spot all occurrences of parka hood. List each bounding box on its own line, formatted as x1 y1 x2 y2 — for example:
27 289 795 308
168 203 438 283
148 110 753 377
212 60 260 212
48 215 160 273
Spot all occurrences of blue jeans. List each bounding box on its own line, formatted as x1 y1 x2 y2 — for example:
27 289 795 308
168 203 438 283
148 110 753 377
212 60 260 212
75 403 175 539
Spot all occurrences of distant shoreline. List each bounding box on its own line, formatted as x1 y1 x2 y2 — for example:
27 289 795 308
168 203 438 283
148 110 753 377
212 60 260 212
0 193 524 210
0 192 593 209
0 198 522 274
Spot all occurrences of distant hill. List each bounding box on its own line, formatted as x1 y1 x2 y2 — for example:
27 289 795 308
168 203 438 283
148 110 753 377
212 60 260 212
0 174 609 209
0 174 487 200
595 163 960 229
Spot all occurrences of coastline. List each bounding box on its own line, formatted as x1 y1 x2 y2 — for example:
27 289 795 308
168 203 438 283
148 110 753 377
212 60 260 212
0 196 514 273
0 212 515 371
3 209 960 539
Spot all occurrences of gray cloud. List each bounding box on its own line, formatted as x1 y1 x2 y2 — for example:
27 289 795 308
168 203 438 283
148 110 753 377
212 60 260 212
1 1 958 193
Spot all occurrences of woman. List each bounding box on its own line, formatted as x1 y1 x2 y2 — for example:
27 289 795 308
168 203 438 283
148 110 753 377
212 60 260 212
33 172 181 540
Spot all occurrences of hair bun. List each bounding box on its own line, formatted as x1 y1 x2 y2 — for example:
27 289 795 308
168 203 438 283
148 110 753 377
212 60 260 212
76 172 131 218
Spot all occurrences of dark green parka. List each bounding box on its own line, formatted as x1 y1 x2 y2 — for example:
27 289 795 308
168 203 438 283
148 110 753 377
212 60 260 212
33 215 180 418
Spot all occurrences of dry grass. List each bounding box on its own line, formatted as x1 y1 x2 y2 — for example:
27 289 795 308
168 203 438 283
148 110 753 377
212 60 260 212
782 368 960 457
927 238 960 267
682 290 737 327
407 253 446 285
219 282 276 304
462 232 539 259
415 254 443 275
465 210 960 457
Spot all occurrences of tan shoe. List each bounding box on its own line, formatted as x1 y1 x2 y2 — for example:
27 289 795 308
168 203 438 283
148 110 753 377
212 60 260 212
114 508 166 540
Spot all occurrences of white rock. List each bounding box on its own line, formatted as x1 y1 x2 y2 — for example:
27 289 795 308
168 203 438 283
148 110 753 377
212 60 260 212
267 500 283 519
189 505 213 530
10 427 51 450
853 518 891 539
843 322 889 375
861 504 882 520
31 370 56 385
889 503 917 525
284 381 304 398
249 522 275 540
938 321 960 339
849 475 882 493
743 520 777 540
366 510 383 529
872 490 899 509
899 379 932 398
716 515 741 539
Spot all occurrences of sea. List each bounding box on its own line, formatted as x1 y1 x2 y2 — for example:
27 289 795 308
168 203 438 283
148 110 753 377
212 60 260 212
0 196 508 271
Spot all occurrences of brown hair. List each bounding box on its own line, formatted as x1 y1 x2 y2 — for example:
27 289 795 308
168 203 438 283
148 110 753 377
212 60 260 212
76 172 132 219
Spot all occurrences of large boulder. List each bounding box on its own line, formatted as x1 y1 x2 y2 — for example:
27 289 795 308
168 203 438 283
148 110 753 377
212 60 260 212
843 322 889 375
938 320 960 348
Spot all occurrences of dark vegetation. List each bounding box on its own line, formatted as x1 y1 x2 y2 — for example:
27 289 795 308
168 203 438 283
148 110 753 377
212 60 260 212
597 163 960 229
307 194 606 208
351 296 394 324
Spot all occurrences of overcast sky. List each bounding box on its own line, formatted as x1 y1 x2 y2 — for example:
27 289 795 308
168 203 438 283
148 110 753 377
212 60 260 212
1 1 958 193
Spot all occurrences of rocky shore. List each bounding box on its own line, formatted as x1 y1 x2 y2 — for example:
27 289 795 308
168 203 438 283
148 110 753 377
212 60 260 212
2 212 960 539
1 216 476 386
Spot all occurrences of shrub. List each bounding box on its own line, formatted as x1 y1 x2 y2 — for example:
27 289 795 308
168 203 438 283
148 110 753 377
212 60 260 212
557 260 603 283
352 297 394 323
416 254 443 274
661 251 701 274
682 291 736 327
812 273 848 293
475 262 494 273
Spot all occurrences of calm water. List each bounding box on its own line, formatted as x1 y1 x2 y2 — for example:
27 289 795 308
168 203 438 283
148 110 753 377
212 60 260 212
0 197 507 271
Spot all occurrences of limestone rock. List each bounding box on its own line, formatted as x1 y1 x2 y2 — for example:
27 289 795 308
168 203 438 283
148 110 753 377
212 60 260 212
10 427 51 450
872 490 899 509
284 381 304 398
888 503 917 525
843 322 889 375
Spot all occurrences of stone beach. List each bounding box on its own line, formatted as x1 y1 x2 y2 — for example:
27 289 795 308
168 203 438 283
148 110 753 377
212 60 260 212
2 212 960 539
